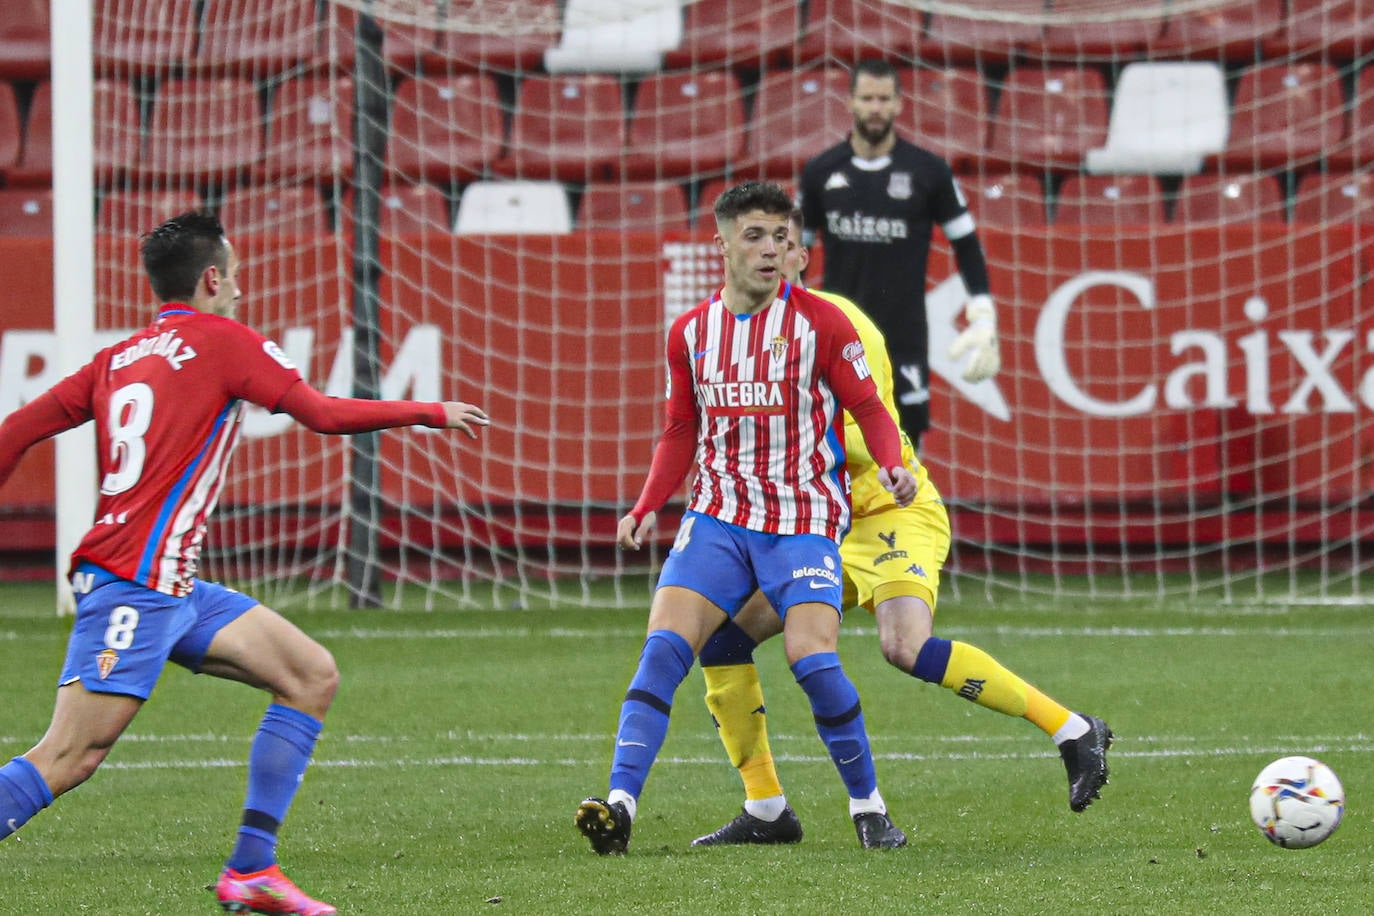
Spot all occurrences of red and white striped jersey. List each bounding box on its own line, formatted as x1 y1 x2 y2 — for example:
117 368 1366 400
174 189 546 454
50 305 302 596
663 281 881 541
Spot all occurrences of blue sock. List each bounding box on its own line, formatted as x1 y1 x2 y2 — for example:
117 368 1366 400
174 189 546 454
0 757 52 840
912 637 953 683
791 652 877 799
698 620 758 667
226 704 323 873
609 630 694 800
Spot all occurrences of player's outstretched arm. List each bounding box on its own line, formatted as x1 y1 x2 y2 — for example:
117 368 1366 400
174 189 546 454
276 382 489 437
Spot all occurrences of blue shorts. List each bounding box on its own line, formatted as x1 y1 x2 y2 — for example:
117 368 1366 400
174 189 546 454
656 511 844 617
59 563 259 699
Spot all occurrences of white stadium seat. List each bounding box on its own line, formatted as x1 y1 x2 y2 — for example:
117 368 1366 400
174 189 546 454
453 181 574 234
1085 62 1229 175
543 0 682 73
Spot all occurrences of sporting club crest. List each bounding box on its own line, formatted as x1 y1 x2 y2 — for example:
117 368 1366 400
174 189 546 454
888 172 913 200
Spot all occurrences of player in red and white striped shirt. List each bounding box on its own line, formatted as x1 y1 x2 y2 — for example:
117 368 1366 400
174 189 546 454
0 212 487 914
577 182 917 855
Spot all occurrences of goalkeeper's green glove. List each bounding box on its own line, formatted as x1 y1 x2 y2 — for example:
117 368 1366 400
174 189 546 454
947 293 1001 383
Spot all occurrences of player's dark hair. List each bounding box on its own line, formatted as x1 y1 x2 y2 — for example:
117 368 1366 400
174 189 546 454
851 58 901 94
713 181 793 225
139 210 229 303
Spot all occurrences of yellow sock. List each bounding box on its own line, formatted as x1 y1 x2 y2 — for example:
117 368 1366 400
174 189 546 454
932 640 1064 738
702 663 782 802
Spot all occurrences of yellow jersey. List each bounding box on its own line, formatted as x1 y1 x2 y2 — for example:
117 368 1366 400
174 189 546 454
813 289 933 518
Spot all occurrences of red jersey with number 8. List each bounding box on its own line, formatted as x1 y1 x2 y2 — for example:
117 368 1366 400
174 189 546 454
48 306 303 596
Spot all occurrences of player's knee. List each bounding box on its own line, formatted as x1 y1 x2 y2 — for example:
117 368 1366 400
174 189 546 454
879 630 922 672
284 643 339 717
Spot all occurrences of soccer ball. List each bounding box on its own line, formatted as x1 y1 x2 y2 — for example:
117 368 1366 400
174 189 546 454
1248 755 1344 849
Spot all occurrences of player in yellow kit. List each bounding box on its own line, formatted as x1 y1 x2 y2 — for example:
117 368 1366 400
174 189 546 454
691 210 1114 846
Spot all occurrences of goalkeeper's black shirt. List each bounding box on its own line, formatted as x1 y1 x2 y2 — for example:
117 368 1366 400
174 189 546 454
797 136 970 362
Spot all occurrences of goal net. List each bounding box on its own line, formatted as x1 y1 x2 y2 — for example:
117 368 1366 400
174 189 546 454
78 0 1372 607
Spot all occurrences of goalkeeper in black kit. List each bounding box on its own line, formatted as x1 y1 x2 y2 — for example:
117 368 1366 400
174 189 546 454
798 57 999 450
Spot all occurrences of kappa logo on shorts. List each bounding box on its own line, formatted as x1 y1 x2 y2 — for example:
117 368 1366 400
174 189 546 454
96 648 119 680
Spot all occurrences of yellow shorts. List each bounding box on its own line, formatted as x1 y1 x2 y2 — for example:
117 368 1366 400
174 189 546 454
840 494 950 614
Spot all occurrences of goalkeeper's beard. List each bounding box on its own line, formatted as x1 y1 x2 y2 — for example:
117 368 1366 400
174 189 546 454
855 118 894 148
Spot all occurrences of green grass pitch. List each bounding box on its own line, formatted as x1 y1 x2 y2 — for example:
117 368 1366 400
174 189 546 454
0 579 1370 914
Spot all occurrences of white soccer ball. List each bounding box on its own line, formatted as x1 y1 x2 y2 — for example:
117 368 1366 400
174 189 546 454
1249 755 1345 849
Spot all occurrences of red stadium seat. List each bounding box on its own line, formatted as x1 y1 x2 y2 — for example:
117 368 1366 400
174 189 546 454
0 0 50 80
1055 175 1165 226
986 66 1109 174
340 183 452 237
1265 0 1374 63
921 1 1044 64
93 80 143 187
958 173 1047 228
196 0 321 77
0 188 52 237
1032 0 1166 60
665 0 800 69
740 67 851 180
899 67 988 173
1220 63 1344 173
495 74 625 182
218 184 331 235
260 76 354 182
1333 65 1374 171
624 71 746 181
142 79 263 185
387 74 503 183
8 80 50 186
97 189 203 237
579 180 689 232
329 5 446 73
1174 174 1286 224
1293 172 1374 223
1151 0 1283 61
0 82 19 180
94 0 200 76
436 0 561 73
796 0 922 64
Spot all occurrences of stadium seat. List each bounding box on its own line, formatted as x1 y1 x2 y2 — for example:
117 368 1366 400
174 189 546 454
739 67 851 179
986 66 1110 174
1174 174 1286 224
544 0 681 73
218 184 331 235
1332 65 1374 171
624 71 746 181
260 76 354 182
495 74 625 183
1032 0 1167 60
453 181 572 234
899 67 988 173
196 0 321 77
1265 0 1374 63
94 0 200 76
96 189 202 237
1151 0 1283 61
387 74 503 183
341 183 452 237
329 5 446 73
578 180 689 232
1085 62 1229 176
0 188 52 237
796 0 922 64
142 79 263 184
7 80 50 186
0 82 19 180
664 0 800 69
1292 171 1374 223
0 0 50 80
1219 63 1344 173
93 80 143 186
958 173 1048 228
437 0 561 74
1054 175 1166 226
920 1 1044 65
